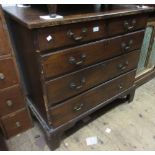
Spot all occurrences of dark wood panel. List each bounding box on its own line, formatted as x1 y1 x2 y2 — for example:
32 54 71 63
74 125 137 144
50 70 136 127
0 131 8 151
1 108 32 138
108 14 147 36
46 50 139 106
0 58 18 89
0 85 25 117
37 20 106 51
42 30 144 79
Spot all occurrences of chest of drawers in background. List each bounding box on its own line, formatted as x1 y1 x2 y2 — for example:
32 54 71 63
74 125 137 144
3 5 153 149
0 6 33 138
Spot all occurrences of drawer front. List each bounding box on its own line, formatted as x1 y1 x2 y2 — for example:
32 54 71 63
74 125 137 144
108 14 147 36
50 70 136 127
0 19 11 57
1 108 32 138
0 58 18 89
42 30 144 79
37 20 106 51
0 86 25 117
46 50 139 106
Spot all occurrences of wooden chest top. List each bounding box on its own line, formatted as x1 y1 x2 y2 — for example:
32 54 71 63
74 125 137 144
3 5 154 29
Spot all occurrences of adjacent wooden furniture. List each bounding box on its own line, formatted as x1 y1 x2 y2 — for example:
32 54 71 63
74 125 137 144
135 6 155 88
0 6 33 139
3 4 153 149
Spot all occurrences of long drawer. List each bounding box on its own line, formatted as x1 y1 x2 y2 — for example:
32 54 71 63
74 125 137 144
49 70 136 127
46 50 139 106
37 14 147 51
0 108 32 138
0 58 18 89
41 30 144 79
0 85 25 117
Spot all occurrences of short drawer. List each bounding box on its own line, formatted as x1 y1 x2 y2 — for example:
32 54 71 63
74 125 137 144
46 50 139 106
107 14 147 36
1 108 32 138
37 20 106 51
0 58 18 89
41 30 144 79
0 85 25 117
49 70 136 127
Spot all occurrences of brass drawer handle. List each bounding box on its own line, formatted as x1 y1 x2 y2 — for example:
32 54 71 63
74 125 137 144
121 40 133 52
124 19 136 31
67 28 87 42
6 100 13 107
16 122 21 128
70 78 86 90
69 53 86 66
73 103 84 111
118 61 129 71
0 73 5 80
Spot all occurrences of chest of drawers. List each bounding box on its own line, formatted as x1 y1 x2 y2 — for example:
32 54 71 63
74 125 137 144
3 4 153 149
0 6 33 138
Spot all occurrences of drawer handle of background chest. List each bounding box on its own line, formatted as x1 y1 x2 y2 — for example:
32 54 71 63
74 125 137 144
70 78 86 90
6 100 13 107
124 19 136 31
16 122 21 128
0 73 5 80
73 103 84 111
69 53 86 66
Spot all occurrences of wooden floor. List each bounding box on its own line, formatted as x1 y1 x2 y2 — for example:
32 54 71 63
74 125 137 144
6 78 155 151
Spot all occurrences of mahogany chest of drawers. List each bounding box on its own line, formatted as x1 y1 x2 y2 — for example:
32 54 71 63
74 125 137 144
0 6 32 138
3 4 153 149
